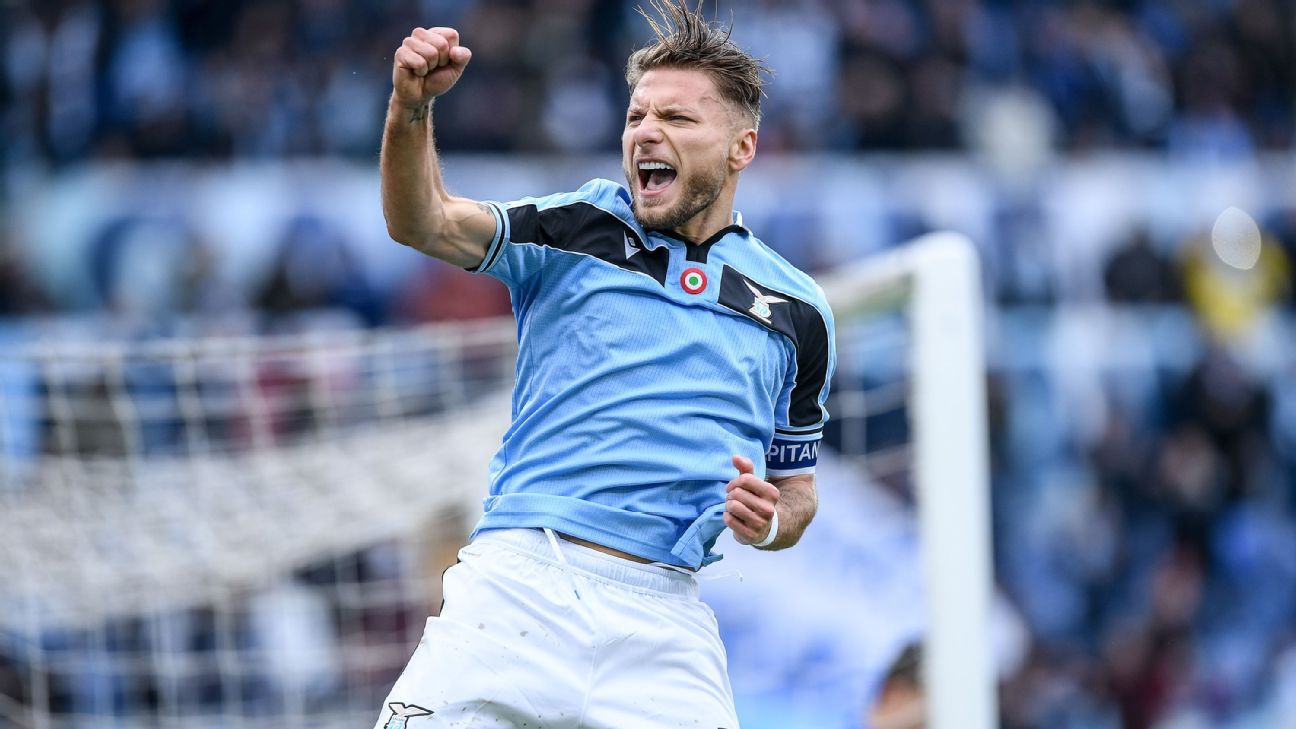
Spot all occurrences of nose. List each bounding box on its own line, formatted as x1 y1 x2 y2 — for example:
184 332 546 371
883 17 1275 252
629 118 664 147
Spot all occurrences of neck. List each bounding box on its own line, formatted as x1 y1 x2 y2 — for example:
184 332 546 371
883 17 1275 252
671 182 738 243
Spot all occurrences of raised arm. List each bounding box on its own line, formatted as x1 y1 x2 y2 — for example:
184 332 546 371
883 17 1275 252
383 26 497 269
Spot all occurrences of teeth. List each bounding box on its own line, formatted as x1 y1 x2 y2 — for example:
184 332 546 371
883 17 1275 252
637 161 675 171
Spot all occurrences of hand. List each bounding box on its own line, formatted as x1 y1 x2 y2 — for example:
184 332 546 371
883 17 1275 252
723 455 780 545
392 27 472 109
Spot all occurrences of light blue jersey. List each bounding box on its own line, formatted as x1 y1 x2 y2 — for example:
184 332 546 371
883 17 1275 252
469 179 835 568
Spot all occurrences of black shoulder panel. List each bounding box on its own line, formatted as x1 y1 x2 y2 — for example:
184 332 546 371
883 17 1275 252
717 265 830 429
506 201 669 286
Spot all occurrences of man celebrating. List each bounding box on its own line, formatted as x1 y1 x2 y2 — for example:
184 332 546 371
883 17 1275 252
376 2 835 726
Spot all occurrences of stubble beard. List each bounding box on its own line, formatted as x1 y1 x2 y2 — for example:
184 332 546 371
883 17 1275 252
626 159 727 234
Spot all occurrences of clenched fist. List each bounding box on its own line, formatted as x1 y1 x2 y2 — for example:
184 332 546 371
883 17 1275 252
392 27 472 109
723 455 780 546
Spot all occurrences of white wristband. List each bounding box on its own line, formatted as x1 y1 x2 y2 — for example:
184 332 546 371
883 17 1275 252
752 508 779 548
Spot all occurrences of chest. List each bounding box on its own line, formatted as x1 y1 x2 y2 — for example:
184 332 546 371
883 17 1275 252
526 248 795 391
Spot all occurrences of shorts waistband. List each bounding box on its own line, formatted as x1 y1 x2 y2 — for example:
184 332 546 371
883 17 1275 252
472 528 698 598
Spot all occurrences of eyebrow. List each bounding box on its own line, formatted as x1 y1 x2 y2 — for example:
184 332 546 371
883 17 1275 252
626 102 703 115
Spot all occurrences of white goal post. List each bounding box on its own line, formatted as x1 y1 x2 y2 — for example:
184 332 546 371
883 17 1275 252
819 232 996 729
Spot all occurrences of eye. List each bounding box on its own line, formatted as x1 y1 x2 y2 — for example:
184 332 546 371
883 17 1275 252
626 112 644 126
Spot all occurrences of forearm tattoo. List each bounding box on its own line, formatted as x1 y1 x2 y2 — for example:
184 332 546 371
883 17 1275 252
408 104 430 123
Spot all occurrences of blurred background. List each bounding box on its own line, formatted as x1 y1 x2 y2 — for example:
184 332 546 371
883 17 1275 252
1 1 1294 728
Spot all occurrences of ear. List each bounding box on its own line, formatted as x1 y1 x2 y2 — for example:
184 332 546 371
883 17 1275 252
729 126 757 173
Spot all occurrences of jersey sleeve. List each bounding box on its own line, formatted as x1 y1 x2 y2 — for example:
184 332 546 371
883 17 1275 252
468 181 628 289
466 199 548 288
765 295 836 478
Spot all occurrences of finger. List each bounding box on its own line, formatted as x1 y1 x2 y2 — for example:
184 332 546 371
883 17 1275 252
724 512 758 543
728 474 780 503
402 37 442 66
732 454 754 475
724 473 760 492
748 474 781 501
394 47 429 76
726 498 774 536
412 27 451 66
727 487 776 519
725 496 765 529
411 26 438 44
429 26 460 46
410 28 450 63
448 45 472 66
725 513 755 543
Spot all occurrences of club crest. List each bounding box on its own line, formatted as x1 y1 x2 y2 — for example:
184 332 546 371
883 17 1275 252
384 702 434 728
743 279 787 323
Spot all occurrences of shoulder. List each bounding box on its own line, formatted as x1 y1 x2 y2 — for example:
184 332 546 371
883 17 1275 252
498 179 644 241
504 179 634 221
741 234 833 324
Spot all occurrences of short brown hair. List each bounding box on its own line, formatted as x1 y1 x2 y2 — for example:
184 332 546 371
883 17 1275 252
625 0 770 128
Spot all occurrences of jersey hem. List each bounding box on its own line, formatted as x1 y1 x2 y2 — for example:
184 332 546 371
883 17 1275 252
471 494 712 569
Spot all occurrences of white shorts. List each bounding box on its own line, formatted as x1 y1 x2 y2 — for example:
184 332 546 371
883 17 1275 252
372 528 740 729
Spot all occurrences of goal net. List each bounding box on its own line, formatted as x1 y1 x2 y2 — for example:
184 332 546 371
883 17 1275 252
0 234 994 729
0 321 516 728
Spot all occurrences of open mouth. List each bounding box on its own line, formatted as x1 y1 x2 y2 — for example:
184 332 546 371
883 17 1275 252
637 161 677 196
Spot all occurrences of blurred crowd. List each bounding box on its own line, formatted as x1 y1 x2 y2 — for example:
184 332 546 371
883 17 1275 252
981 214 1295 727
990 320 1296 727
1 0 1293 167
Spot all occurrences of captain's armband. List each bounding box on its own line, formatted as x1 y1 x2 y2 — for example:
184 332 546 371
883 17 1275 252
765 433 820 478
